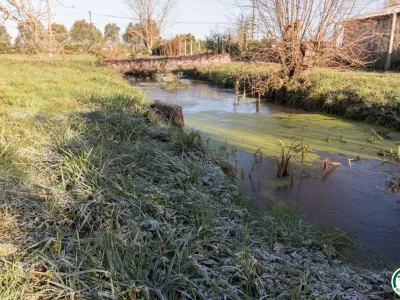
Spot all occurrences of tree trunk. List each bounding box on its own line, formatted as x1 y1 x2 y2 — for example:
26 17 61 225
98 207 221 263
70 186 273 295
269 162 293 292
281 21 313 83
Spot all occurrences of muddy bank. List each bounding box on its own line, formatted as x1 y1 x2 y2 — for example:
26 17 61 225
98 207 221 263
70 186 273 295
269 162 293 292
184 69 400 130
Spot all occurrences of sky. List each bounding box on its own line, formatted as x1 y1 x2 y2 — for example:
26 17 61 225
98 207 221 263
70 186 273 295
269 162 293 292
4 0 385 41
5 0 235 40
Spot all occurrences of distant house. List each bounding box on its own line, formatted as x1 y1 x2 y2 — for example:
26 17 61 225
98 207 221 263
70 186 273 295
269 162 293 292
344 4 400 70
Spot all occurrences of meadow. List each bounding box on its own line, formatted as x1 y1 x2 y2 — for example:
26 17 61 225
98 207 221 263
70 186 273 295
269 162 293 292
0 55 393 299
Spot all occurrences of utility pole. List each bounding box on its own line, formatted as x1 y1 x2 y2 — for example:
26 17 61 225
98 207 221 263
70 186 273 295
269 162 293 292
46 0 53 57
241 14 247 51
385 12 397 70
251 0 255 41
228 35 231 54
89 11 92 28
241 14 244 39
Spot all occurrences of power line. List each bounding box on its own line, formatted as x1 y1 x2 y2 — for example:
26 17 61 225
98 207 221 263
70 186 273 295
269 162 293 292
51 10 231 24
170 21 230 25
64 12 230 25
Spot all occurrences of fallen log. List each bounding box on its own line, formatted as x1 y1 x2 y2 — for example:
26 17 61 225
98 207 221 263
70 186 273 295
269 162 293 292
150 101 185 131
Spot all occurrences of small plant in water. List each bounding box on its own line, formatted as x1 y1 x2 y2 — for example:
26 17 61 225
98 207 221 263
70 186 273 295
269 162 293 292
240 166 246 179
276 142 295 178
322 158 329 172
163 72 189 91
340 132 346 143
367 136 376 144
389 177 400 193
254 149 263 161
294 141 311 169
321 158 342 177
371 128 383 141
249 149 263 178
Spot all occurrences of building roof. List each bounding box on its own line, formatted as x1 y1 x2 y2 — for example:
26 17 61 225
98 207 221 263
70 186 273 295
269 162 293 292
353 4 400 20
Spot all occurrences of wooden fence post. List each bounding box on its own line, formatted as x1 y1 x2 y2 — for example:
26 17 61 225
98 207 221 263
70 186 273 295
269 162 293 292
228 35 231 55
184 40 187 56
385 12 397 71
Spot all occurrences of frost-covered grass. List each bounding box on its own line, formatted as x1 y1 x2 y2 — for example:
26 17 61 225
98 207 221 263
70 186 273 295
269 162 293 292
0 55 394 299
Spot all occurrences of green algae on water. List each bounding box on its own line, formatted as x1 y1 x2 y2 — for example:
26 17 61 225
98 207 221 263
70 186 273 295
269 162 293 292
262 177 292 188
186 112 400 162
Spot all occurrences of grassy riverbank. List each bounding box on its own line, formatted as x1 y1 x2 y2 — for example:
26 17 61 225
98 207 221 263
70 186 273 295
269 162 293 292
0 55 394 298
186 63 400 129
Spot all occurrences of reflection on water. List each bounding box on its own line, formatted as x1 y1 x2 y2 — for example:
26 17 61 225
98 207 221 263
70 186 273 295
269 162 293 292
129 75 400 265
127 76 301 115
237 151 400 265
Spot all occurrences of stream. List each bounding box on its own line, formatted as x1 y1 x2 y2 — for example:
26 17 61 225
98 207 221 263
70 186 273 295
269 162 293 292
128 75 400 266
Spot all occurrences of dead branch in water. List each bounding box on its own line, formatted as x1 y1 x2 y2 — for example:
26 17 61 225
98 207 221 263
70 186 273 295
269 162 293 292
389 177 400 193
321 158 342 178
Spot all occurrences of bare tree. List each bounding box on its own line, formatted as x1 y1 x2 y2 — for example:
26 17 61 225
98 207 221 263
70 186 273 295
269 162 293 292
385 0 400 7
0 0 70 56
125 0 175 55
251 0 381 81
0 0 47 53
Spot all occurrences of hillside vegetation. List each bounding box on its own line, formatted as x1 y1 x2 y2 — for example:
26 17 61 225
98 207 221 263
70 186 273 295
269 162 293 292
0 55 393 299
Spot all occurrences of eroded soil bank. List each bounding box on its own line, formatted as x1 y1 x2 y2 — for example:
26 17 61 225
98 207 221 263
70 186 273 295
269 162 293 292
130 76 400 265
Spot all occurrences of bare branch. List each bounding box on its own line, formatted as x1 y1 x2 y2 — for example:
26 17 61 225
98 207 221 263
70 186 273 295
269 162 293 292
125 0 175 55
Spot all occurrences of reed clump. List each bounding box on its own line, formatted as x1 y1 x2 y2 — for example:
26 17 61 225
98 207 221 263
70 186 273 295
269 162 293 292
276 147 292 178
163 72 189 91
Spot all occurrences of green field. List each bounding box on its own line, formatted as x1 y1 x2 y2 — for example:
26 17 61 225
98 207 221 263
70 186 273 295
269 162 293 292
0 55 393 299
